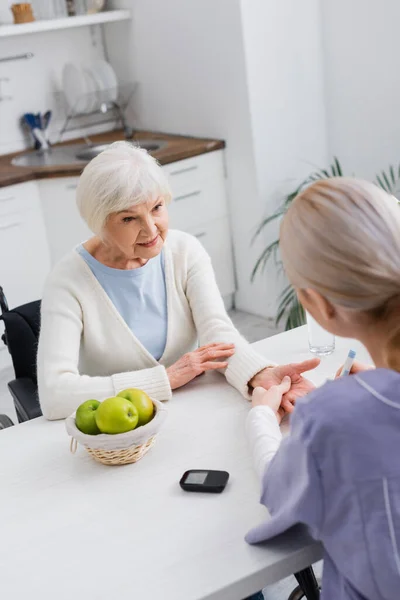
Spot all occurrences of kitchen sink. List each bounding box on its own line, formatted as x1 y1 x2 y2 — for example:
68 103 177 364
11 139 168 168
75 140 167 161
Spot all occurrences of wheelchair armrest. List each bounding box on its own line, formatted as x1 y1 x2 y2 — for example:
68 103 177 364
0 414 14 429
8 378 42 422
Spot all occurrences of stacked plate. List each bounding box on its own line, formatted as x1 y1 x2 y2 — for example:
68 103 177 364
62 60 118 115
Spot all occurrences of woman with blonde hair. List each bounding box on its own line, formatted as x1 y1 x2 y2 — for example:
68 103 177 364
245 178 400 599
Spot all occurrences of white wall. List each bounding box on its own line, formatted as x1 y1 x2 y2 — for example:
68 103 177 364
106 0 263 312
107 0 328 318
238 0 328 316
322 0 400 180
0 26 106 154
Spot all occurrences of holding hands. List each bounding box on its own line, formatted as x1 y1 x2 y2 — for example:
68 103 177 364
251 377 292 423
249 358 320 413
252 357 375 424
168 340 374 422
250 358 320 423
249 357 320 424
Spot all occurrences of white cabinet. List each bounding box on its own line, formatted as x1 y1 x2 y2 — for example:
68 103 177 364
163 151 226 194
167 174 228 231
0 181 51 370
0 181 50 307
39 177 92 266
164 150 235 300
188 217 235 298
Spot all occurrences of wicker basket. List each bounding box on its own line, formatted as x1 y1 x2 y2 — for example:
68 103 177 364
65 398 167 466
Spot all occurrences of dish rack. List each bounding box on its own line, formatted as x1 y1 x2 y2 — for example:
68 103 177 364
58 81 137 141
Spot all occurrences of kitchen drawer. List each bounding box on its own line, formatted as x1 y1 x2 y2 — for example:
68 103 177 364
168 175 228 231
0 181 50 371
0 203 51 309
188 217 235 298
0 181 42 217
39 178 93 265
163 150 225 195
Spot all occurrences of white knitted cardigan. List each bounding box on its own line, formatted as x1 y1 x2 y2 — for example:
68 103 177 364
37 230 272 420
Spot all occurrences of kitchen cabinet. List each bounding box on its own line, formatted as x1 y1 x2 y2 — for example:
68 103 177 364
0 181 50 305
188 217 235 299
165 151 235 299
39 177 93 266
0 181 51 370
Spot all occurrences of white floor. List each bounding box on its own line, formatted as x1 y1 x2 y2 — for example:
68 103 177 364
229 309 282 343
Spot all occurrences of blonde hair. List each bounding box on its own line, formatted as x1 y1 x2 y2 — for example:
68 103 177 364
76 141 172 235
280 177 400 370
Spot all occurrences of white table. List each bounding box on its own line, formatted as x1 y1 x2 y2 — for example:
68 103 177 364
0 327 371 600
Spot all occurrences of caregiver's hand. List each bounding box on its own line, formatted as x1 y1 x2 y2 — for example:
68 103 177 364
167 343 235 390
249 358 320 413
334 360 374 379
251 377 292 424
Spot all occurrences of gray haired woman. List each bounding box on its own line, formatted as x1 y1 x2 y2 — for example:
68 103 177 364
37 142 317 420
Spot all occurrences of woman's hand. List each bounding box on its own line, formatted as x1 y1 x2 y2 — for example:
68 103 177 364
334 360 374 379
249 358 320 413
167 343 235 390
251 376 292 424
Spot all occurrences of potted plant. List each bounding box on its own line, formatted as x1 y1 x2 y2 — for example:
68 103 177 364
252 159 400 331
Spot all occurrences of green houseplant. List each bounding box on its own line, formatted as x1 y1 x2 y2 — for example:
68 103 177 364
252 159 400 331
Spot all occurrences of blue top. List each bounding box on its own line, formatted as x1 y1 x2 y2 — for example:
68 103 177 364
246 369 400 600
77 245 168 361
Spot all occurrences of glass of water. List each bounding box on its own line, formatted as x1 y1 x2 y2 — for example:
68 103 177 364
306 312 335 355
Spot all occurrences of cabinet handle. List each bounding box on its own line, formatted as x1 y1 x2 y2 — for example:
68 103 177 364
170 165 198 176
174 190 201 202
0 196 14 202
194 232 206 239
0 219 20 230
66 184 78 190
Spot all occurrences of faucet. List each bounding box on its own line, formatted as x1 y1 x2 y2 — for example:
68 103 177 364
110 102 134 140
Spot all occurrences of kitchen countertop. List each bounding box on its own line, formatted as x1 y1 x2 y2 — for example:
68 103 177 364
0 130 225 189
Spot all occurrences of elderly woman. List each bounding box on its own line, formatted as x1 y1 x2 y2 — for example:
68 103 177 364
37 142 317 420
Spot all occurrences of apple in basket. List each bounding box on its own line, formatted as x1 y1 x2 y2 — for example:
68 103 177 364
117 388 154 426
75 399 101 435
94 397 139 434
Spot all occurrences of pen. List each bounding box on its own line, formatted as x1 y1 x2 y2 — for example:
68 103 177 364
340 349 357 377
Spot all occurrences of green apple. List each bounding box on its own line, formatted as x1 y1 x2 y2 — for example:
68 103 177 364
117 388 154 426
75 399 101 435
95 397 139 434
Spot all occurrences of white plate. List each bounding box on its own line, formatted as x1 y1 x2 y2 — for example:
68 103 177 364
90 60 118 104
87 64 104 95
62 63 91 114
83 68 100 113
